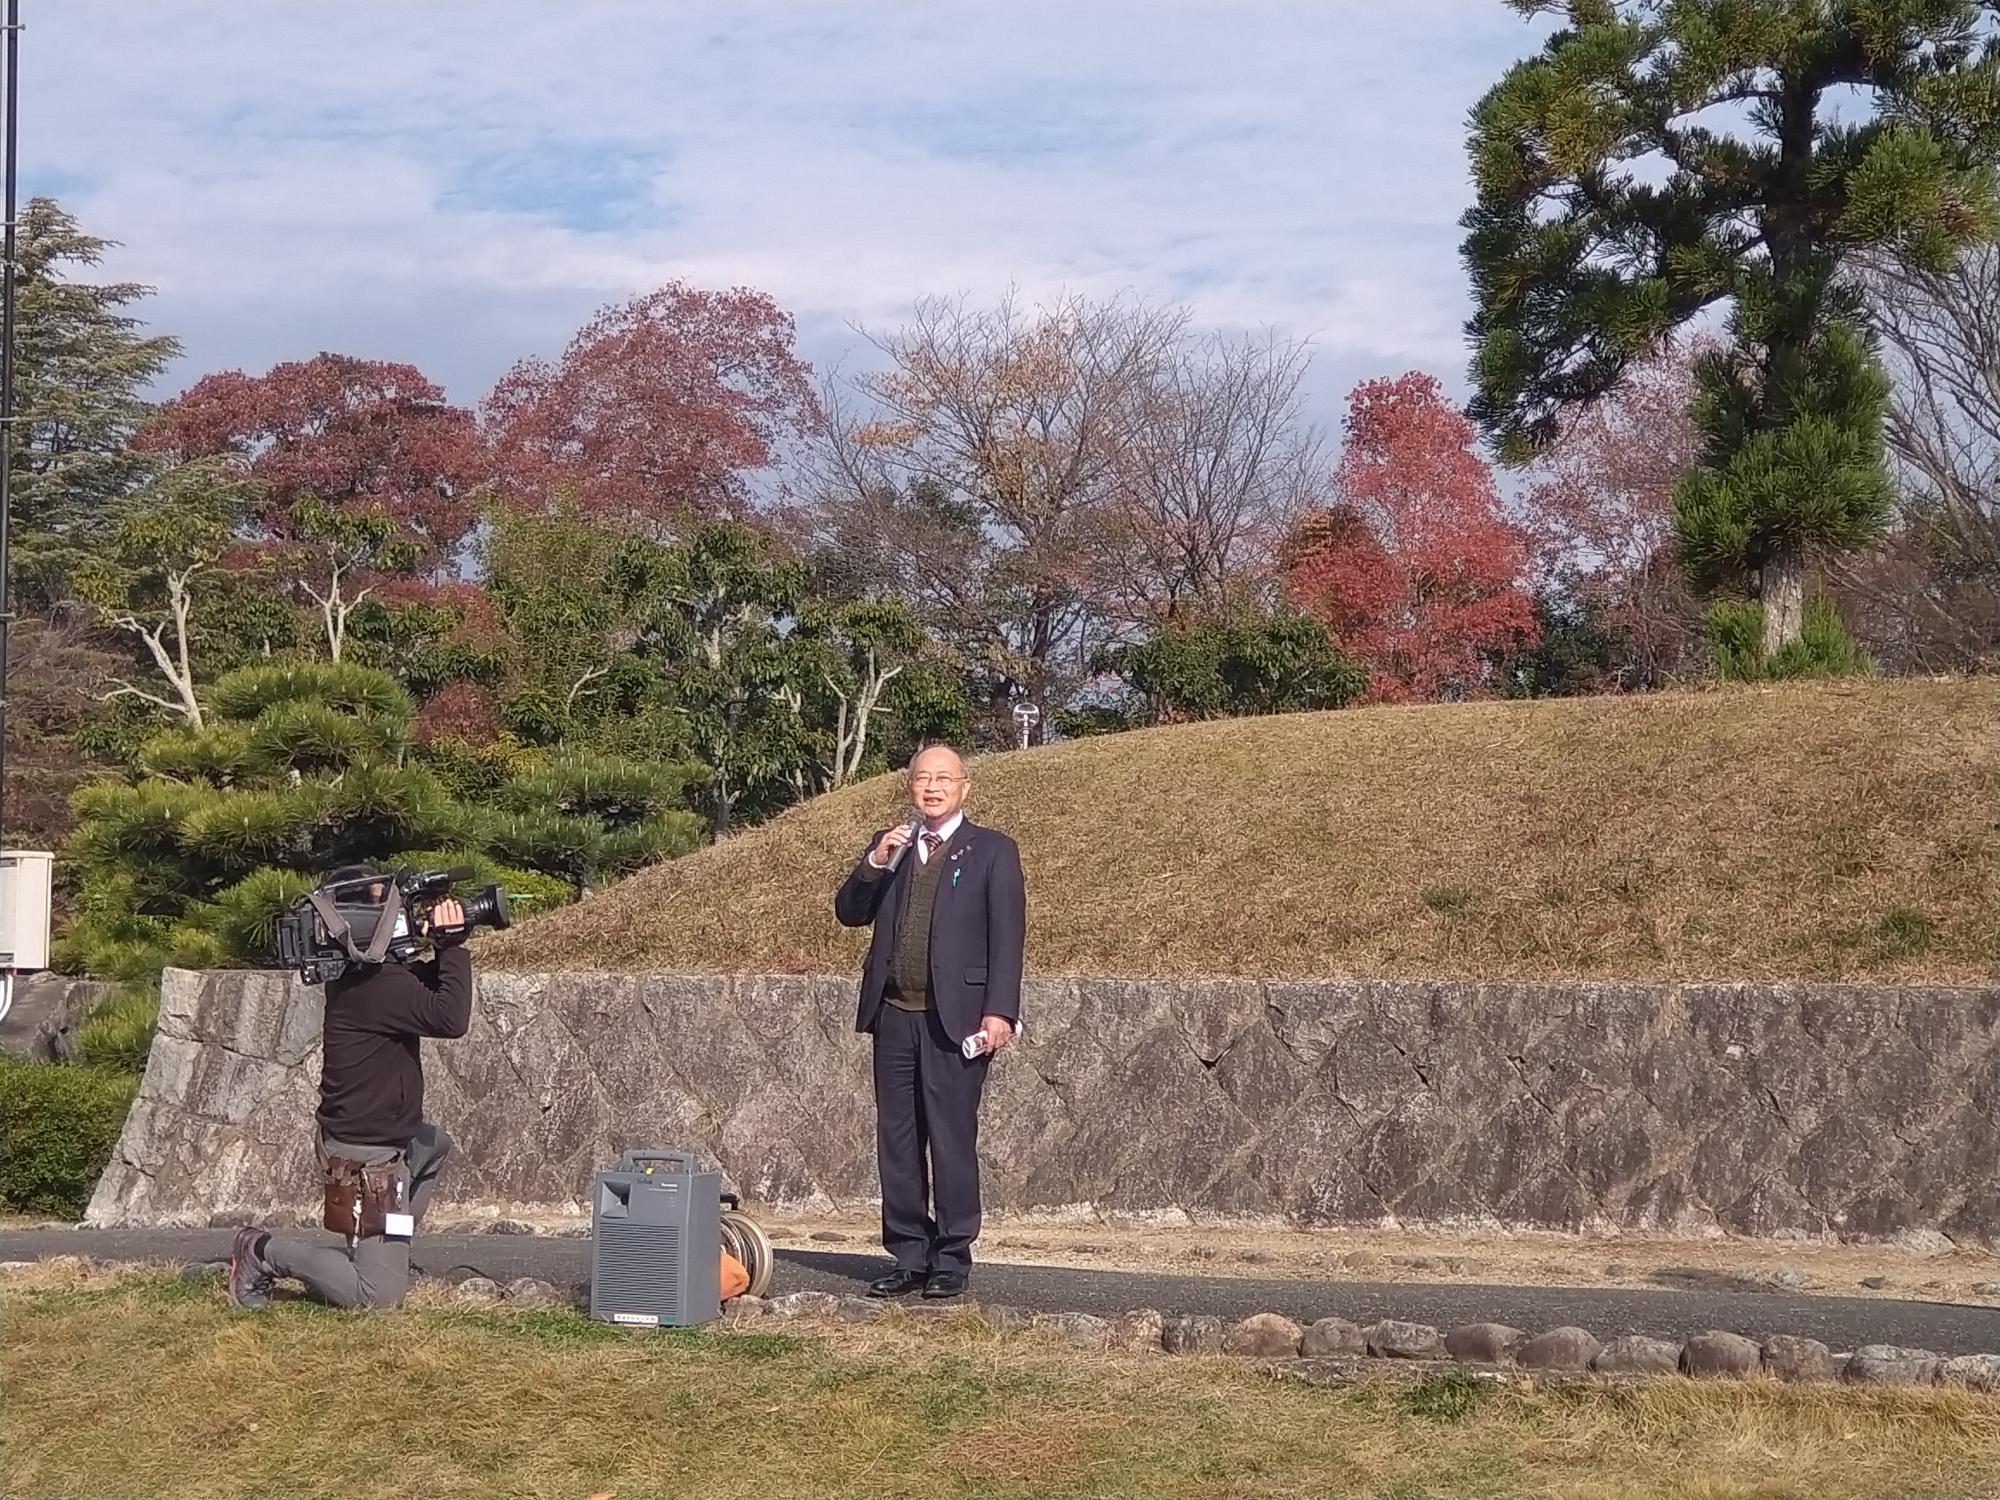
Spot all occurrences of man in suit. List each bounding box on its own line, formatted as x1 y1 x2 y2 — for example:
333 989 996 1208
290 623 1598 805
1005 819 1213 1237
835 743 1025 1299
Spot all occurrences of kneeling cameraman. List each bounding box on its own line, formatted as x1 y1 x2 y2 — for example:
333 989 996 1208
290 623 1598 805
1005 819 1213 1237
230 866 476 1310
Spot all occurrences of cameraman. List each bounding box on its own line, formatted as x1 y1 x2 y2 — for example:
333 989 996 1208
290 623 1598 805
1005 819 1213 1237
228 867 474 1311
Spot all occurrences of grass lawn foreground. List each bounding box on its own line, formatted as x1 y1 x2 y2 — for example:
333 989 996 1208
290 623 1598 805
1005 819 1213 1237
4 1266 1996 1500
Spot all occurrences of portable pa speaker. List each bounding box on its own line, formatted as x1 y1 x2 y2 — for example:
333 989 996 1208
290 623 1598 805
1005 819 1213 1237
589 1149 722 1328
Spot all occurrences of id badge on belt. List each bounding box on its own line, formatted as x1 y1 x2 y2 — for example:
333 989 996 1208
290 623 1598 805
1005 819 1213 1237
384 1174 413 1240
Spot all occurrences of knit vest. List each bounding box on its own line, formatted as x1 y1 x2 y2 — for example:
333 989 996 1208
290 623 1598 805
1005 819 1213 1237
886 838 950 1008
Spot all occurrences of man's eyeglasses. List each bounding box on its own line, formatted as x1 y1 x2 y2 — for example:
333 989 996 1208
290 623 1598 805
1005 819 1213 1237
909 773 964 788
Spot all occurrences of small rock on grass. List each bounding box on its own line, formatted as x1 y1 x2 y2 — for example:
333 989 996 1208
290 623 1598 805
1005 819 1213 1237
1938 1354 2000 1394
504 1277 564 1307
723 1295 771 1323
838 1295 886 1323
1032 1311 1111 1351
1223 1313 1303 1358
768 1291 839 1320
980 1302 1033 1333
452 1277 503 1304
1110 1308 1165 1353
1444 1323 1524 1365
1592 1336 1682 1376
1842 1345 1942 1388
1162 1314 1225 1354
179 1260 226 1283
1761 1334 1835 1384
1302 1317 1366 1358
1516 1327 1602 1373
1680 1330 1761 1378
1365 1320 1442 1359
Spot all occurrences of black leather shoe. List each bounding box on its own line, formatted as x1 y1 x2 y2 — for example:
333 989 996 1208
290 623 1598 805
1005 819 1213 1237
868 1268 928 1298
923 1269 968 1299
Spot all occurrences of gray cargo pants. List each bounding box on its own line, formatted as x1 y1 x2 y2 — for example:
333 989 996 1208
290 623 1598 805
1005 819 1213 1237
262 1122 452 1308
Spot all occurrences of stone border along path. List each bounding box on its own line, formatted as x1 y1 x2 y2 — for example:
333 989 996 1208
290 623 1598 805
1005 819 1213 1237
13 1226 2000 1354
168 1260 2000 1395
730 1294 2000 1393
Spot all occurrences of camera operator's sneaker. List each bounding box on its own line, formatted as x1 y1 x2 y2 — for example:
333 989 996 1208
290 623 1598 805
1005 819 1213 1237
227 1226 276 1310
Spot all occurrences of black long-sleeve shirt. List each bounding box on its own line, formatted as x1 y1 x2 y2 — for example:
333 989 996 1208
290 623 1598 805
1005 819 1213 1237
316 944 472 1148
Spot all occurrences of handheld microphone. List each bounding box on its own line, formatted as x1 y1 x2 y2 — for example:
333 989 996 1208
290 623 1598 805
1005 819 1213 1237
884 812 923 872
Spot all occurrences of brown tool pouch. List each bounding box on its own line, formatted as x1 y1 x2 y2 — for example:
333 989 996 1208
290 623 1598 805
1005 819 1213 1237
321 1153 406 1240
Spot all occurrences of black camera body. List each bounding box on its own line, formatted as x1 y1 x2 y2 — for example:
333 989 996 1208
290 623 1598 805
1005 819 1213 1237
276 866 511 985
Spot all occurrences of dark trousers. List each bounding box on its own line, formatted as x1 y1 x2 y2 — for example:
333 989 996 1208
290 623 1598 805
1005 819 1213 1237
872 1003 990 1273
264 1122 452 1308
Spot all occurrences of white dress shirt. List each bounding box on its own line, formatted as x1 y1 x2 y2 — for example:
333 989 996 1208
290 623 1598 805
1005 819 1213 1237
869 810 965 869
863 810 1016 1038
915 811 964 863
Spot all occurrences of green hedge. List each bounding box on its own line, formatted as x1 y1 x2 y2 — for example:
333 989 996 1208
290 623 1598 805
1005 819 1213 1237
0 1056 138 1218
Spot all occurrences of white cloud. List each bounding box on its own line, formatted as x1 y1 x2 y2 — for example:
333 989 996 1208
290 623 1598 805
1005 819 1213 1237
33 0 1552 416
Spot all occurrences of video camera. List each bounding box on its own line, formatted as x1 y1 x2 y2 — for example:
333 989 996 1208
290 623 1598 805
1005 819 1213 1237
275 865 512 985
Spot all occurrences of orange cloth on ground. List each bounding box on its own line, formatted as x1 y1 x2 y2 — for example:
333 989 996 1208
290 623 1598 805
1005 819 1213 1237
721 1250 749 1300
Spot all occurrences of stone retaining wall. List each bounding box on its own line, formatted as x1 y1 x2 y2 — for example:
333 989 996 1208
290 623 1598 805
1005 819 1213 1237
85 968 2000 1245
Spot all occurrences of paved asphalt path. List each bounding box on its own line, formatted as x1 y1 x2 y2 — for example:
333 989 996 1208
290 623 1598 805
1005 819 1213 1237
7 1228 1999 1355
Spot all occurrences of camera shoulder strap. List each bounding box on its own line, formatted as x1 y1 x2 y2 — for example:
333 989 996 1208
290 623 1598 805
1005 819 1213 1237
306 883 406 966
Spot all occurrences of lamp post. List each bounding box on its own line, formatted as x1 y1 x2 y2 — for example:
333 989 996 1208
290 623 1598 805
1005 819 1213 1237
1011 701 1040 751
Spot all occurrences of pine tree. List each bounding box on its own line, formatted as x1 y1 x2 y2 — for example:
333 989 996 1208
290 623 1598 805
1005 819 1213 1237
10 199 182 601
1462 1 2000 655
57 660 704 981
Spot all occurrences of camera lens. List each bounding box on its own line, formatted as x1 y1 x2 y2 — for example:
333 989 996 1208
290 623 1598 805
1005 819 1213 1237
460 883 512 932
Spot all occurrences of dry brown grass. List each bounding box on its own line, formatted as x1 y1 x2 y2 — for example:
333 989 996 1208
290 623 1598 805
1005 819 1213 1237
485 679 1999 982
6 1271 1999 1500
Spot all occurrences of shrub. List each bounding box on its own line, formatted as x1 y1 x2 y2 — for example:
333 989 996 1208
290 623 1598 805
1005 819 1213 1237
1769 595 1872 680
0 1057 138 1218
76 987 160 1074
1707 595 1872 683
1706 599 1768 683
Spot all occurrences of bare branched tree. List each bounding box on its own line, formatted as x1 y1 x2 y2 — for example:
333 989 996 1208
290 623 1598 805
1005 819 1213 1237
806 293 1329 739
822 290 1189 733
1843 246 2000 672
1089 328 1324 630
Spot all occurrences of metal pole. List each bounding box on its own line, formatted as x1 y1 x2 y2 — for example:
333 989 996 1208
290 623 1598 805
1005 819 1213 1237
0 0 18 867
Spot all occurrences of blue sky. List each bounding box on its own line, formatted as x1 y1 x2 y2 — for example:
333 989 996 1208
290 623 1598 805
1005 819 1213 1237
37 1 1556 420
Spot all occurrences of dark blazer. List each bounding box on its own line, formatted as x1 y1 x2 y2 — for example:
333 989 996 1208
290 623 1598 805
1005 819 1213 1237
834 818 1026 1042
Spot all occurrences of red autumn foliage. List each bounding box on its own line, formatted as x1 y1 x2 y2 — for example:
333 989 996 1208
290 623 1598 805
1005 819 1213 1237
1282 373 1537 703
412 682 503 747
370 577 511 653
141 353 490 567
482 283 820 536
1520 342 1706 688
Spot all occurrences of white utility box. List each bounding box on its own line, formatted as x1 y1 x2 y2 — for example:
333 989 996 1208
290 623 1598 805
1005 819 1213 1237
0 850 54 971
